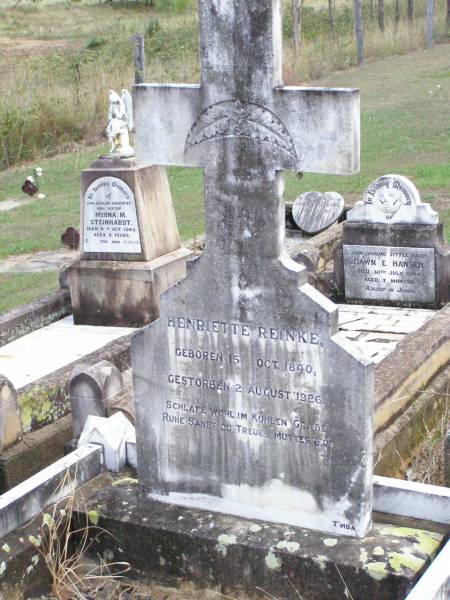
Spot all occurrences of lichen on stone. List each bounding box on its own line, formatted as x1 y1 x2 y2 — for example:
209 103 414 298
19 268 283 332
265 551 282 570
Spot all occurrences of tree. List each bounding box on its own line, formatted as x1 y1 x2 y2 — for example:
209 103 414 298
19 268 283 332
407 0 414 22
378 0 385 31
328 0 335 35
427 0 434 47
354 0 364 65
394 0 400 30
292 0 303 62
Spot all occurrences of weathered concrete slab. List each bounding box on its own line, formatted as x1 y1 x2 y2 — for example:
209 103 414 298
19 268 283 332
73 475 445 600
0 315 135 391
337 304 435 364
405 540 450 600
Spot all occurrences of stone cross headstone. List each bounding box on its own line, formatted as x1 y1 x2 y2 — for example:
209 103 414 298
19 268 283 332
292 191 345 234
68 160 191 326
335 174 450 306
133 0 373 538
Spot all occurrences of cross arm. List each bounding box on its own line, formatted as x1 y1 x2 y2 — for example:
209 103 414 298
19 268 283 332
274 87 360 175
133 83 202 167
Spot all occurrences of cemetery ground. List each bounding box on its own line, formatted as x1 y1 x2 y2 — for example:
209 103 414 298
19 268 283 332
0 43 449 313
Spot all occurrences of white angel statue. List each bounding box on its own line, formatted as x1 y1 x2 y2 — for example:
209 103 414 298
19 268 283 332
106 89 134 157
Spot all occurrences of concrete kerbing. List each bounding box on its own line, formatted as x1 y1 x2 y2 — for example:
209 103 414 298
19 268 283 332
374 303 450 433
373 476 450 525
374 362 450 478
0 289 71 347
0 444 102 540
405 540 450 600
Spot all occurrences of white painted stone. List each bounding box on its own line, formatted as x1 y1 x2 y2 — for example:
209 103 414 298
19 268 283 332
405 540 450 600
0 315 135 392
78 412 135 472
373 475 450 525
0 444 102 539
347 174 438 225
126 436 137 469
0 376 22 451
343 245 436 303
106 89 134 158
83 176 141 253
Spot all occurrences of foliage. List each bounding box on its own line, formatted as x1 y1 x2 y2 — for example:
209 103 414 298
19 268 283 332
145 17 161 37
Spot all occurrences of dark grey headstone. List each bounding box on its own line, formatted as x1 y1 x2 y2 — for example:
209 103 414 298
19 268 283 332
336 174 450 307
133 0 373 538
292 191 344 234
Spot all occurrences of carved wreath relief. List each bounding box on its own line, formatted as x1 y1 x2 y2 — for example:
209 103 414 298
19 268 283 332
185 99 297 159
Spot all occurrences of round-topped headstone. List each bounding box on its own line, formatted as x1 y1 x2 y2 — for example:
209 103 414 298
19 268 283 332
292 191 345 234
347 174 438 225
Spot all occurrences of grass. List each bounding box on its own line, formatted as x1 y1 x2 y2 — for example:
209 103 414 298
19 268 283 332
0 271 59 313
0 2 449 314
0 0 448 167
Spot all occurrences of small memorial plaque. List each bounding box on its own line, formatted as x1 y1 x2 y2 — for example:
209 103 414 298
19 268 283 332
343 245 435 303
292 191 345 234
83 176 141 253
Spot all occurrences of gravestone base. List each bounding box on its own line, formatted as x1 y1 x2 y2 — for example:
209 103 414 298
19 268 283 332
334 222 450 307
74 475 444 600
68 248 190 327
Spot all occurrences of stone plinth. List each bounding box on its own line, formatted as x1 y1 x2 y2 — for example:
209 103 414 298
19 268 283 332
334 222 450 308
67 159 191 327
73 475 445 600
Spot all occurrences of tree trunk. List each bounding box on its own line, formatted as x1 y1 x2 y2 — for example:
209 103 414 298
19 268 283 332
328 0 335 35
354 0 364 65
447 0 450 32
394 0 400 30
369 0 374 21
427 0 434 47
407 0 414 22
292 0 302 62
378 0 385 31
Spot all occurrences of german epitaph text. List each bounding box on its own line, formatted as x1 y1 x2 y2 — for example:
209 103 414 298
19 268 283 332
133 0 373 537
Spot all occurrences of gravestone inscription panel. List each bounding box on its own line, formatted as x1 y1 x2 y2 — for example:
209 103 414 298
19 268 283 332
133 0 373 538
343 245 435 303
83 176 141 254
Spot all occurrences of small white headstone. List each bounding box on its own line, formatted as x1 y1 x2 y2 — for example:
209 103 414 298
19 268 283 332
347 175 438 225
292 191 344 234
83 176 141 253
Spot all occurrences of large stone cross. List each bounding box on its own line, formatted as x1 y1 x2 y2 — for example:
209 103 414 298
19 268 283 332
132 0 372 539
134 0 359 270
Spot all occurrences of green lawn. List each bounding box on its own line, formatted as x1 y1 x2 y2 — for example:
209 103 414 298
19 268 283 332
0 44 449 314
0 271 59 314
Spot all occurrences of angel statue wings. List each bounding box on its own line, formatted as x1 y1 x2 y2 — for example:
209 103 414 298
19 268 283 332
106 89 134 158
